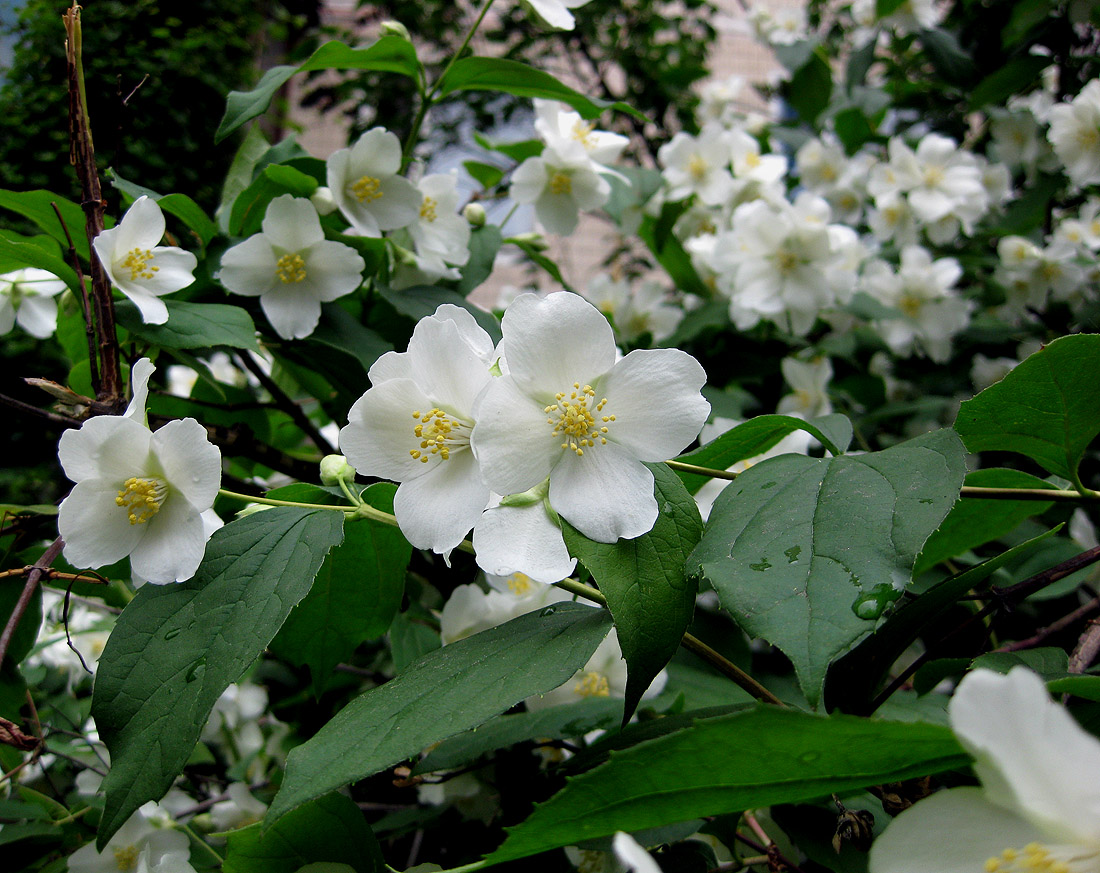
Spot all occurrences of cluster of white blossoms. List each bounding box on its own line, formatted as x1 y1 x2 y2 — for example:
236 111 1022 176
510 100 628 235
0 268 67 338
577 273 686 346
340 291 709 582
57 359 223 585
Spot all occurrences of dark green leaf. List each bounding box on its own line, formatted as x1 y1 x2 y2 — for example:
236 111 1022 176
0 231 79 293
94 508 346 845
271 484 411 691
846 40 877 91
972 648 1068 677
986 174 1061 236
308 304 392 373
504 236 573 291
224 793 382 873
487 708 968 864
784 48 833 124
107 170 218 246
463 160 505 189
456 225 503 296
114 300 258 350
268 602 613 823
0 189 94 261
968 55 1053 111
228 165 318 238
563 464 702 721
690 429 966 706
437 58 645 122
388 611 440 673
1002 0 1055 48
919 28 977 85
376 284 502 344
915 468 1054 575
954 335 1100 483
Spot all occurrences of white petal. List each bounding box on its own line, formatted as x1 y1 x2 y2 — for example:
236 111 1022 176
498 292 617 397
473 502 576 583
119 286 170 325
260 286 323 339
116 196 167 251
128 247 197 296
129 490 208 584
299 240 365 302
949 667 1100 843
0 298 14 334
470 376 561 495
869 787 1047 873
349 127 403 176
151 418 221 509
548 442 657 542
369 176 423 231
392 449 489 553
261 195 324 250
59 480 146 569
58 416 154 484
613 833 663 873
124 358 156 423
598 348 710 460
405 316 493 414
219 235 278 297
341 379 441 481
524 0 577 29
15 295 58 338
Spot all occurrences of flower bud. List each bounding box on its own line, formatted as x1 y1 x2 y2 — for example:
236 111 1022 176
320 454 355 486
509 231 548 251
463 203 487 227
380 20 411 40
310 186 339 216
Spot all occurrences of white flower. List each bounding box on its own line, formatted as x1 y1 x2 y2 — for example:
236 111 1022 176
326 127 422 237
399 173 472 282
472 487 577 584
0 268 66 338
523 0 592 30
470 292 710 543
92 196 197 325
510 145 612 235
440 581 570 645
209 783 268 833
613 833 663 873
534 100 629 167
657 125 736 207
67 802 194 873
340 305 495 555
218 195 365 340
578 275 683 345
1048 80 1100 187
869 667 1100 873
57 358 222 584
777 356 833 419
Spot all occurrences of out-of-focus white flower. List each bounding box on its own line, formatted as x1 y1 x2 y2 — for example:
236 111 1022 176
869 667 1100 873
0 268 66 338
218 194 365 340
1054 198 1100 251
440 581 570 645
510 145 612 235
1048 79 1100 187
863 246 971 362
697 75 746 128
777 356 833 419
748 1 808 45
851 0 944 33
578 275 683 345
471 292 710 543
326 127 422 237
57 359 222 584
523 0 592 30
67 802 194 873
613 832 663 873
534 100 628 168
395 173 472 284
209 783 268 834
92 196 197 325
30 590 114 684
970 354 1019 392
658 125 736 207
341 305 495 556
995 235 1086 313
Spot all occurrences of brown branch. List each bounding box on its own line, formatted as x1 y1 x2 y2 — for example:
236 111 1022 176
51 201 100 393
1070 617 1100 673
998 594 1100 653
64 5 123 409
234 352 336 456
0 538 64 669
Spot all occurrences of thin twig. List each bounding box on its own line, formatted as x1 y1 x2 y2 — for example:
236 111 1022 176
233 352 336 456
50 201 100 393
998 595 1100 653
0 538 64 669
1070 617 1100 673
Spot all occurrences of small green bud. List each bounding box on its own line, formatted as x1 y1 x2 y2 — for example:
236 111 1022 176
320 454 355 486
508 231 548 251
499 478 550 508
463 202 487 227
379 20 411 40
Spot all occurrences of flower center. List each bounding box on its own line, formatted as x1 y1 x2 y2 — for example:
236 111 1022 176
113 844 139 872
574 670 611 698
275 253 307 284
571 119 596 149
688 154 708 180
506 572 534 596
545 382 614 456
774 248 801 274
420 196 438 222
923 165 945 187
549 172 573 195
409 408 471 463
984 842 1095 873
121 248 159 281
351 175 383 202
744 150 761 170
115 476 169 525
898 291 923 318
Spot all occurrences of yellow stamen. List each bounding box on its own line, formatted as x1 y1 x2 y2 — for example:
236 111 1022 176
113 845 139 871
115 477 169 525
121 248 159 281
688 154 708 180
574 671 610 698
898 292 923 318
507 573 533 596
419 196 438 222
572 119 596 149
549 172 572 195
275 253 307 284
545 382 612 456
408 408 470 464
351 175 383 202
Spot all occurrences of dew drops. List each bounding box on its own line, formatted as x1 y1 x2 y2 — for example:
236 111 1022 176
164 627 182 640
540 606 557 617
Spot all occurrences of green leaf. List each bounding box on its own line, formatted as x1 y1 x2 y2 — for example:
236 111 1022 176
229 164 319 237
456 224 503 296
218 126 271 233
1002 0 1054 48
271 484 411 691
224 793 382 873
846 39 877 91
954 335 1100 483
463 160 505 189
784 48 833 124
437 58 645 122
388 611 440 672
107 170 219 246
475 135 544 163
0 231 79 293
826 527 1057 714
376 284 502 344
674 414 852 494
307 304 393 374
986 174 1061 236
486 707 968 864
0 581 41 668
0 189 94 261
915 468 1054 575
690 429 966 706
504 236 573 291
919 28 977 85
972 648 1068 677
268 602 613 824
968 55 1053 111
563 464 702 721
414 698 624 775
93 507 346 846
216 37 421 143
114 299 258 350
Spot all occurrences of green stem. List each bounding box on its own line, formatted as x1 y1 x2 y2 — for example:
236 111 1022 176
665 459 740 481
400 0 497 171
960 486 1100 502
337 477 363 507
180 822 224 866
553 578 782 706
218 489 354 513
